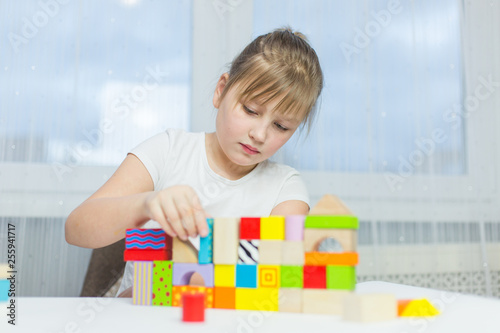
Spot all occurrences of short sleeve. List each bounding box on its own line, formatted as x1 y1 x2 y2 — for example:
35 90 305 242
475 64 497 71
274 173 310 208
129 131 170 188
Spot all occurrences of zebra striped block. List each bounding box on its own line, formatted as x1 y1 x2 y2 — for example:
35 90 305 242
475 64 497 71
126 229 172 250
238 240 259 264
133 261 153 305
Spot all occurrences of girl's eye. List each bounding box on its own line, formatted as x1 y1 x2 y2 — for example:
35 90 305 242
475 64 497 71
275 122 288 131
243 105 257 115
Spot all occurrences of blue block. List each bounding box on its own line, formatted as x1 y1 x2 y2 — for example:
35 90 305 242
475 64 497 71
0 280 8 302
236 264 257 288
199 218 214 264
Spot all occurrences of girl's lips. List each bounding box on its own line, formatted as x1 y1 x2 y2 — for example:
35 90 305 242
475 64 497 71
240 143 260 155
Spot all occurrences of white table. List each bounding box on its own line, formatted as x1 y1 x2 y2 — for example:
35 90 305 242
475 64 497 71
2 282 500 333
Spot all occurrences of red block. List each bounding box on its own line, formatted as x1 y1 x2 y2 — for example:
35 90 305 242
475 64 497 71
240 217 260 240
303 265 326 289
124 249 172 261
182 293 205 322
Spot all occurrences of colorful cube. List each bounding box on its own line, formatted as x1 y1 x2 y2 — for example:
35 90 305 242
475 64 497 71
199 218 214 264
133 261 153 305
240 217 260 240
214 264 235 287
235 287 279 311
258 265 280 288
152 261 173 306
303 265 326 289
236 264 257 288
214 287 236 309
281 265 303 288
326 265 356 290
238 240 259 264
260 216 285 240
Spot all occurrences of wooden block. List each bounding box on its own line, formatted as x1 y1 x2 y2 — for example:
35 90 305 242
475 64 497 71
0 280 8 302
399 299 440 317
124 249 172 262
326 265 356 290
152 261 173 306
260 216 285 240
238 240 259 264
172 286 214 308
280 266 303 288
125 228 172 250
304 228 357 252
1 264 11 279
279 288 302 313
285 215 305 240
133 261 153 305
235 287 279 311
303 265 326 289
214 264 235 287
240 217 260 240
213 217 239 264
172 263 214 287
258 240 282 265
397 299 412 316
304 252 359 266
236 264 257 288
214 287 236 309
304 216 358 229
258 265 280 288
199 218 213 264
302 289 351 314
309 194 353 216
281 241 304 265
343 293 397 322
172 237 198 263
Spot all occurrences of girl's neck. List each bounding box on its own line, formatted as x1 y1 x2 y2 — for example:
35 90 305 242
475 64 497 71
205 132 258 181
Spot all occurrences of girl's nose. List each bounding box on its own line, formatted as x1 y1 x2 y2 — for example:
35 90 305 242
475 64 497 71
249 124 267 143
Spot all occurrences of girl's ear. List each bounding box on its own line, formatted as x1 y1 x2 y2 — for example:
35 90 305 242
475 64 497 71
213 73 229 109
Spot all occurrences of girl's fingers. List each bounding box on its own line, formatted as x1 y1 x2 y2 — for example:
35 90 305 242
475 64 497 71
149 202 176 238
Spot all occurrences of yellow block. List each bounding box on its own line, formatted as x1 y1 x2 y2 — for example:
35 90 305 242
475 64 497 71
400 299 440 317
261 216 285 240
214 264 235 287
258 265 280 288
235 288 279 311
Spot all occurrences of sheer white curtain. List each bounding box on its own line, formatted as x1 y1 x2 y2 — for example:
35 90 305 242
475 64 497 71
194 0 500 298
1 0 499 297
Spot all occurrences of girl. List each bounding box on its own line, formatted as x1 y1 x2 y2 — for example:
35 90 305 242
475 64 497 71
65 27 323 296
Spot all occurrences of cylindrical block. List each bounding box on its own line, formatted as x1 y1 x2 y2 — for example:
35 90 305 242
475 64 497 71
285 215 305 241
182 293 205 322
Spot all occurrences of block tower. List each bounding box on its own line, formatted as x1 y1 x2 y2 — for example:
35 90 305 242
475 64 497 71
124 194 359 313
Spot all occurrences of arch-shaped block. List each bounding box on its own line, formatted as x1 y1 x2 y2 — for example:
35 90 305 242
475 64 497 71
173 263 214 287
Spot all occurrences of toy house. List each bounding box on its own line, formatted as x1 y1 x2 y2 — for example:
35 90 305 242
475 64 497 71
123 194 361 314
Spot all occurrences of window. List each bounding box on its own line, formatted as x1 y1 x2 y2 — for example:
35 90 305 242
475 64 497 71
254 0 464 175
0 0 192 166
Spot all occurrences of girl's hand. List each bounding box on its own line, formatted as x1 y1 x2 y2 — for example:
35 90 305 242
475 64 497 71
143 185 209 240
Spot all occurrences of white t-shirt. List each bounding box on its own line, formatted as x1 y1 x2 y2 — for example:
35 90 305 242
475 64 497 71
117 128 309 295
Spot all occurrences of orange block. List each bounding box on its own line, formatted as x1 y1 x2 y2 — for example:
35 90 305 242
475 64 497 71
398 299 412 316
304 252 358 266
172 286 214 308
214 287 236 309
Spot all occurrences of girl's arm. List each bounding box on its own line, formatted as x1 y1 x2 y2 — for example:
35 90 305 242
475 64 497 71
270 200 309 216
65 154 208 249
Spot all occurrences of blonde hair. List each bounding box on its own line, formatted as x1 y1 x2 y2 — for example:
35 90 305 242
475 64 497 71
220 27 323 133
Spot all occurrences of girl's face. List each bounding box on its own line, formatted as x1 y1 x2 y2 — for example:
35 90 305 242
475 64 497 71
213 74 304 167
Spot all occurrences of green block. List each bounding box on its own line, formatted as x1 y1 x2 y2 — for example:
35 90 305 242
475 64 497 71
152 261 173 306
304 215 358 229
326 265 356 290
281 265 303 288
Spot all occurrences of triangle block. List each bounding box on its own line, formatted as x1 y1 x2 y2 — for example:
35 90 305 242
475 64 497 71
309 194 353 216
400 299 440 317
